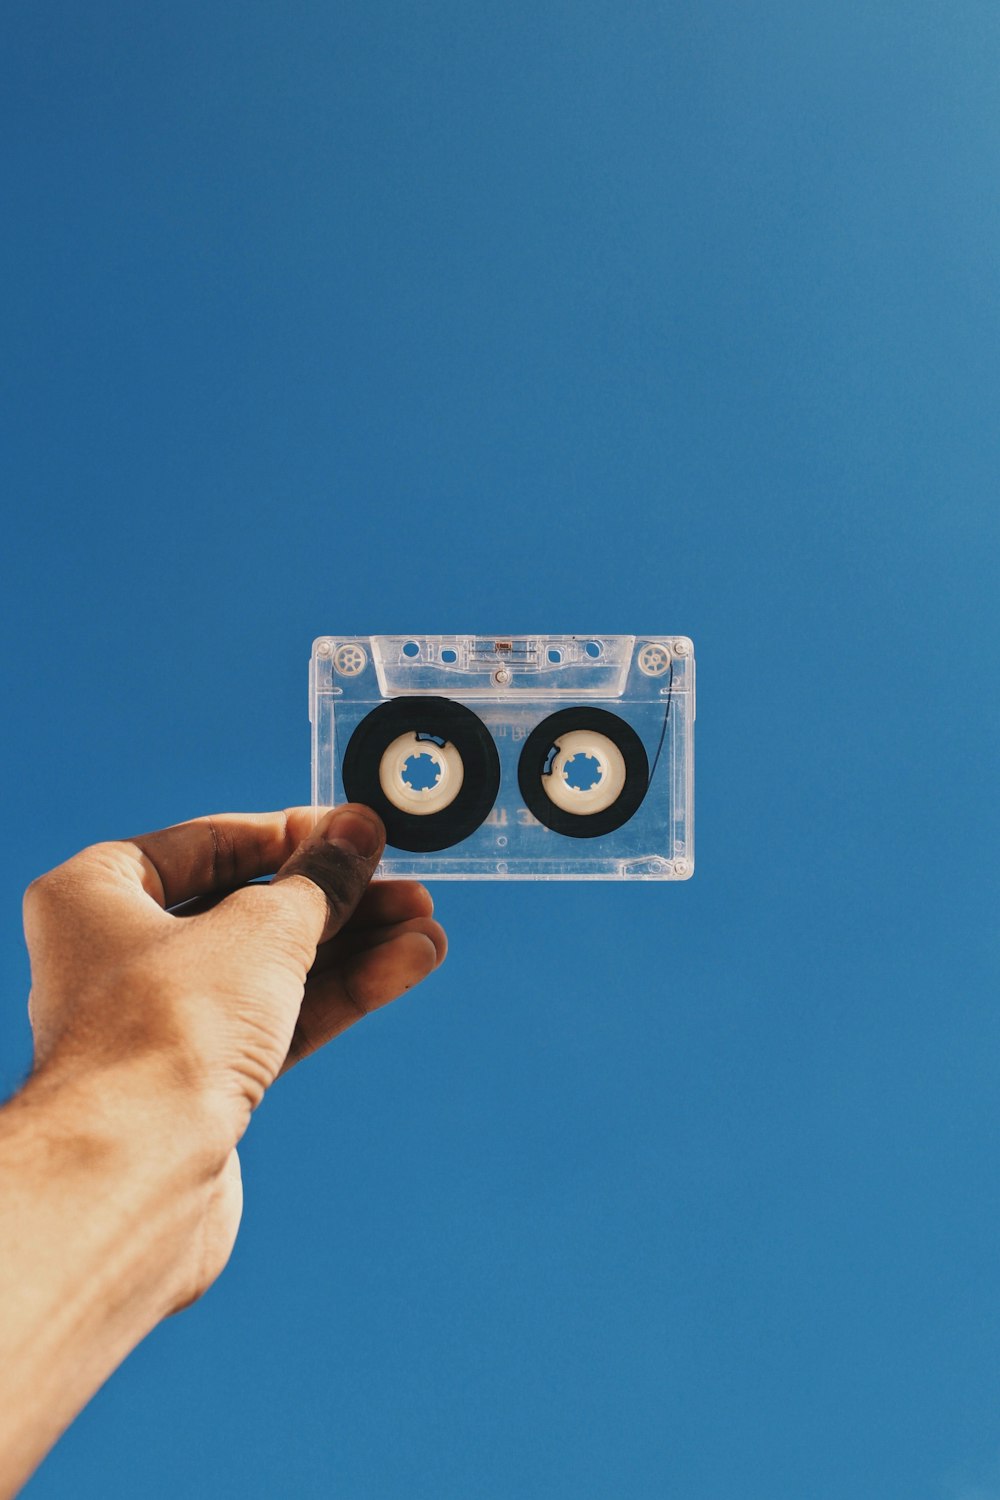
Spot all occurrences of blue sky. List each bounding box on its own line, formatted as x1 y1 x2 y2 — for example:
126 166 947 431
1 2 998 1496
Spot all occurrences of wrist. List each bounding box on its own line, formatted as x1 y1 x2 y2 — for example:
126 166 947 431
18 1059 232 1307
26 1052 235 1182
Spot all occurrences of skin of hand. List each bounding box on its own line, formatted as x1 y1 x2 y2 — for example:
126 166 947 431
0 803 445 1496
22 802 447 1305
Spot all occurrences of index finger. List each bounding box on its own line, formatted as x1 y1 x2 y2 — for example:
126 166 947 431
126 807 327 908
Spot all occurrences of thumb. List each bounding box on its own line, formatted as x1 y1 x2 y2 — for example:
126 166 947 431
266 804 386 948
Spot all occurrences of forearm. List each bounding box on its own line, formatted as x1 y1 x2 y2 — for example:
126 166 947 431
0 1064 220 1498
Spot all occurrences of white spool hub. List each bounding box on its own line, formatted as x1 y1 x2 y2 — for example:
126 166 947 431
378 732 464 816
541 730 627 816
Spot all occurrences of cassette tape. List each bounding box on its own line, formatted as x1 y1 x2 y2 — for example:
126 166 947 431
310 635 695 881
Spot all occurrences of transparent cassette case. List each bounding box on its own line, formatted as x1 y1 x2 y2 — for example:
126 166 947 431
310 635 694 881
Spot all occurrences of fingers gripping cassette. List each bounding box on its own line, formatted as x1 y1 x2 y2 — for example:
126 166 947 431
310 636 695 881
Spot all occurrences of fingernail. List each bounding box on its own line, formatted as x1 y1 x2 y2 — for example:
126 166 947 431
321 808 382 858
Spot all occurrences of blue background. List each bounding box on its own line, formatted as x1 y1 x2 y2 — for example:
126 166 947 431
2 2 998 1496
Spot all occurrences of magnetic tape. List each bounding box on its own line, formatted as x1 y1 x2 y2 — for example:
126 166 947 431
310 635 695 880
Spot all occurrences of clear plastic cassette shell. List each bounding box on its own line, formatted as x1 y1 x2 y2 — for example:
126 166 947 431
310 635 695 881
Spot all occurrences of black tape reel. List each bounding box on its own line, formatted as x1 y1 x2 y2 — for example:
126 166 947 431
342 696 501 852
517 707 649 838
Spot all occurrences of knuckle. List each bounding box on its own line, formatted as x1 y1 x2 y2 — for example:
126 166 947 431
307 864 362 923
23 840 137 928
284 846 365 923
22 864 72 918
204 817 243 892
22 872 51 918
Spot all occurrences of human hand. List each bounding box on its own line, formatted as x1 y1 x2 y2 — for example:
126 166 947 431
21 805 446 1304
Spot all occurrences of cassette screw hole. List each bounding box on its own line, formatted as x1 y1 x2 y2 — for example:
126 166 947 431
497 835 508 848
401 751 441 791
403 640 420 658
563 753 603 792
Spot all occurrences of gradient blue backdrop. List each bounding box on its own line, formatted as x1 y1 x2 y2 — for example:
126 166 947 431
2 3 998 1496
